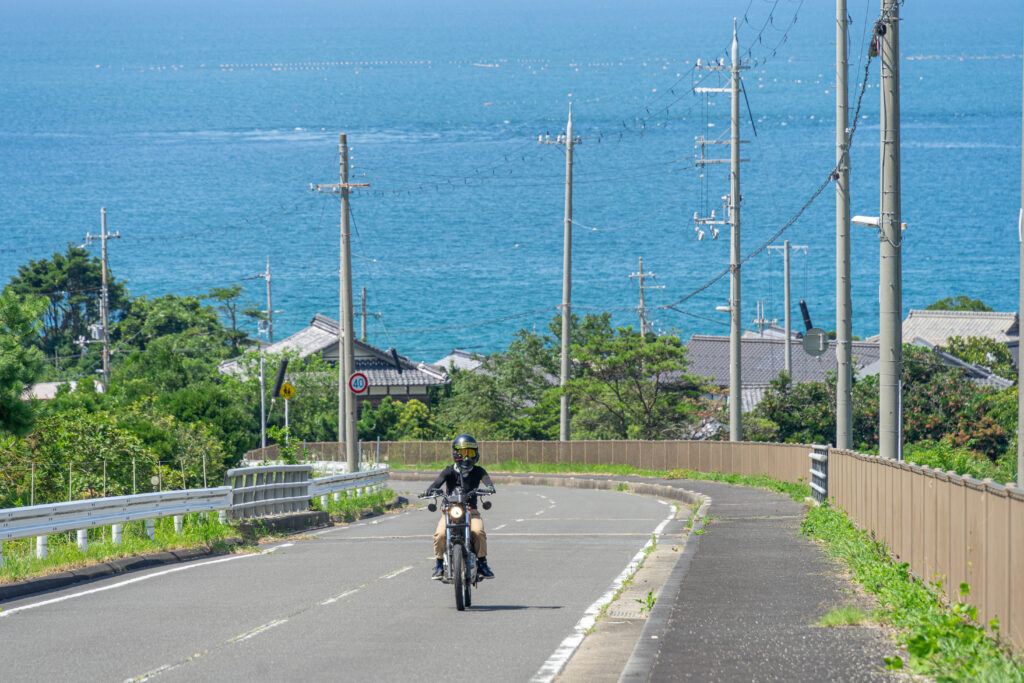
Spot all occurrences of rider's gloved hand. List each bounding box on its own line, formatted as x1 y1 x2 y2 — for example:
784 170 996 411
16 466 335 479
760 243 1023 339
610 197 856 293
486 486 496 494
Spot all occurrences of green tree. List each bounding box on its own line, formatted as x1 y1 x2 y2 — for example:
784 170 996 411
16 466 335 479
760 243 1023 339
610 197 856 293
204 285 254 351
941 335 1016 381
748 372 836 445
0 290 48 435
925 296 992 312
566 318 707 440
6 244 128 364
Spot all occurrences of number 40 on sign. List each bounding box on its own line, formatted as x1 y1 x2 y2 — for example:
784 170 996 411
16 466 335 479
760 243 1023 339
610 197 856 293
349 372 369 394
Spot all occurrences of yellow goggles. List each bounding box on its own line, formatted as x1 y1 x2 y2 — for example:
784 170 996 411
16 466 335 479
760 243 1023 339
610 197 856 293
455 447 476 458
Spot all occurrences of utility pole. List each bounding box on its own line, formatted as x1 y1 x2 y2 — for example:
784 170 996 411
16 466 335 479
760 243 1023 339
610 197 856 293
83 207 120 388
356 286 381 342
766 241 808 376
695 22 748 441
836 0 853 451
315 134 369 472
629 257 662 337
539 104 579 442
1018 20 1023 479
242 257 275 344
878 0 903 461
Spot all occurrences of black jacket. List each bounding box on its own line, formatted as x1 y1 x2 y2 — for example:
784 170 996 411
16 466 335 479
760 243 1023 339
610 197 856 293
428 465 494 508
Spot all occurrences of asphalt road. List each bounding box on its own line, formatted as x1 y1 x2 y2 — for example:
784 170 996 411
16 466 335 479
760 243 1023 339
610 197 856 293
0 484 673 682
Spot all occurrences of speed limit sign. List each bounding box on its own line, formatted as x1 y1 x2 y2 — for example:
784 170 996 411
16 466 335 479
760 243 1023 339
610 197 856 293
348 372 369 394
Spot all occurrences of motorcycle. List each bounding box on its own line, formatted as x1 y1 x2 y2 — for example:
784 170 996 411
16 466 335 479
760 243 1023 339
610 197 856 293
419 480 493 611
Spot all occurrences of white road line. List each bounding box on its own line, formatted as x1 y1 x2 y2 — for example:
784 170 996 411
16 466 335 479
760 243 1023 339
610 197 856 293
530 505 676 683
382 566 413 580
125 663 175 682
0 543 291 619
320 589 359 606
228 618 288 643
515 518 525 522
493 524 507 531
535 510 545 516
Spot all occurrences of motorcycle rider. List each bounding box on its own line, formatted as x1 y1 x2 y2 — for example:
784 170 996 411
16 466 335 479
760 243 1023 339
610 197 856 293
424 434 496 580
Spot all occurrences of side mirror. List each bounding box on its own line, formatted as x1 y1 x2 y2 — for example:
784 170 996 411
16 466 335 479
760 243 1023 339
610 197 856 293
427 503 437 512
482 501 492 510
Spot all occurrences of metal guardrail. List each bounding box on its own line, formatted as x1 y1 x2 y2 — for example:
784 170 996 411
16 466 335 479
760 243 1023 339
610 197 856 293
310 467 390 499
809 445 828 503
0 464 390 563
224 465 313 521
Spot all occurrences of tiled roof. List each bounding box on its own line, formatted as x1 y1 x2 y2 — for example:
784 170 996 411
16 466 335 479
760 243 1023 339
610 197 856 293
433 349 483 372
681 334 881 389
218 314 448 388
877 309 1019 346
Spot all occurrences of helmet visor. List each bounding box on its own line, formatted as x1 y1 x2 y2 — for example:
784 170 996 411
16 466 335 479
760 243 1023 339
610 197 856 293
454 446 476 459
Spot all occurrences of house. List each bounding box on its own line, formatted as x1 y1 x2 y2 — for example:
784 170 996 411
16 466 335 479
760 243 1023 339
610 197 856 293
219 314 449 408
22 380 105 400
682 334 882 413
684 329 1013 414
433 348 484 373
874 309 1019 348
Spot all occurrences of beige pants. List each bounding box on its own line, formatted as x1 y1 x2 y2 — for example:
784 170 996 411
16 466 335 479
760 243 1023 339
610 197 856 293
434 510 487 559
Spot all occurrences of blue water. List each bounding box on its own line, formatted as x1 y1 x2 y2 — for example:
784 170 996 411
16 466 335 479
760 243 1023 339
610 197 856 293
1 0 1022 361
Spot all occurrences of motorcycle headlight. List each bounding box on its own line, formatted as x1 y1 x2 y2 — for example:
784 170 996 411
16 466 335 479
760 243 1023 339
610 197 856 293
449 505 465 520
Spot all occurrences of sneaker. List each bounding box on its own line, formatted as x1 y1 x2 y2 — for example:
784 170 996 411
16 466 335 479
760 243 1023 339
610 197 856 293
431 560 444 580
478 558 495 579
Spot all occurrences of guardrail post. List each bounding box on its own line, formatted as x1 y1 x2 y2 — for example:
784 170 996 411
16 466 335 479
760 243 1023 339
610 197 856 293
333 492 341 502
77 530 88 552
174 515 183 534
321 495 329 508
218 511 226 524
1 541 4 567
113 523 123 544
809 446 828 504
36 535 48 559
145 519 155 540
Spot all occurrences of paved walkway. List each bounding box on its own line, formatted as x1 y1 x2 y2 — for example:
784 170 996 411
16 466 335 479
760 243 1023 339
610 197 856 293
622 479 898 682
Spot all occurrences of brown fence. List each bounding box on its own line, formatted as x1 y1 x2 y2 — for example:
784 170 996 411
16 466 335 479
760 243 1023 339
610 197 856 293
829 449 1024 649
246 440 812 485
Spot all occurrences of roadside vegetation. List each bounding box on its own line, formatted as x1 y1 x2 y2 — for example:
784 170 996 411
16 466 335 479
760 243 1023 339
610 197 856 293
804 503 1024 680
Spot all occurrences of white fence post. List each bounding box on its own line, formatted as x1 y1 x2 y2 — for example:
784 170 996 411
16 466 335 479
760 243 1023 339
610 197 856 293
145 519 155 540
174 516 183 534
36 535 48 559
218 511 226 524
333 492 341 502
77 530 88 553
321 495 329 508
112 524 123 544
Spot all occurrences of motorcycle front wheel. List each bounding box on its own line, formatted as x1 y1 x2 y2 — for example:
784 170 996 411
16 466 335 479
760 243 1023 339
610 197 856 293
453 551 465 611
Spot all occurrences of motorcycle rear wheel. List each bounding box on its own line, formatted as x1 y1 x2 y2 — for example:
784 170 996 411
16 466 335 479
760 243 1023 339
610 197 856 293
453 551 465 611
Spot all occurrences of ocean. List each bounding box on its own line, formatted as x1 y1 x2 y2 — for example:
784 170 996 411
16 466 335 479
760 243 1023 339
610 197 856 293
1 0 1022 362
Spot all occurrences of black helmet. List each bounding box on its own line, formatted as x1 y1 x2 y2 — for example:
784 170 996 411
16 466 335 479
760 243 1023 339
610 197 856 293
451 434 479 470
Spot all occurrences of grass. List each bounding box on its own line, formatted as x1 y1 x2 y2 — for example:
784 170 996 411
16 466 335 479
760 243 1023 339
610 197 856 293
803 503 1024 680
310 489 396 521
1 489 398 585
817 605 872 627
0 513 236 584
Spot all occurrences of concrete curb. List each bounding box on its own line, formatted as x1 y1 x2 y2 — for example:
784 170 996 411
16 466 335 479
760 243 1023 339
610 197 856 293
619 495 712 682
